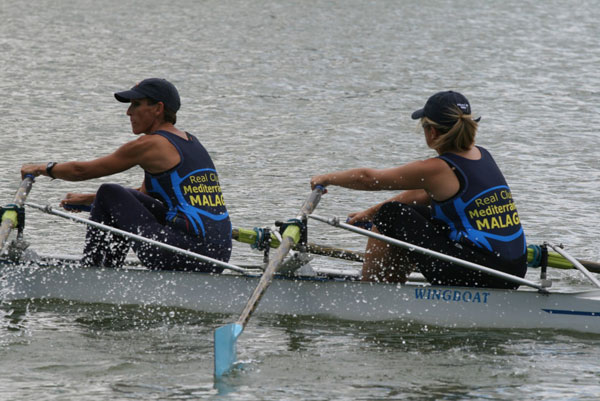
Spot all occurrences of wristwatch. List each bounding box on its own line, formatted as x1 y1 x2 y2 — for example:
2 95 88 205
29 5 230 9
46 162 58 179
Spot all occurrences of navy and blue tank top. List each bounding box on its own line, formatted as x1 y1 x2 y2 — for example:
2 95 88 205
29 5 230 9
431 146 526 261
143 131 231 245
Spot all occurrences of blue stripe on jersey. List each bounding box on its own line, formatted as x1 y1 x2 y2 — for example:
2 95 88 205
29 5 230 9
432 147 526 260
144 131 230 241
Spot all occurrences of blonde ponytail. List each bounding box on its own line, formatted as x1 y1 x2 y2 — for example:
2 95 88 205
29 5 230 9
422 106 478 153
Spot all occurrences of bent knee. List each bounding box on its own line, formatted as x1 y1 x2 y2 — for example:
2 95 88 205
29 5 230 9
96 183 127 200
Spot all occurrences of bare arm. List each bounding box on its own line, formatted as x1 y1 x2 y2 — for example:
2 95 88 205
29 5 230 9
22 135 172 213
21 134 179 181
311 158 459 201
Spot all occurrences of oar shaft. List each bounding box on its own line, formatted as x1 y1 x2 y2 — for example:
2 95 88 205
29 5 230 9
527 245 600 273
0 177 34 253
234 227 599 272
25 202 249 275
236 235 295 327
232 227 364 262
310 214 546 292
549 244 600 289
236 188 324 328
214 187 325 378
305 243 364 262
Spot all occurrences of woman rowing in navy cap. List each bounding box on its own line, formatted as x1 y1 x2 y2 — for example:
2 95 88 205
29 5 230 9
311 91 527 288
21 78 232 271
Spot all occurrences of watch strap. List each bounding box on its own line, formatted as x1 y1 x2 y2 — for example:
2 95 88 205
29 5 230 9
46 162 57 179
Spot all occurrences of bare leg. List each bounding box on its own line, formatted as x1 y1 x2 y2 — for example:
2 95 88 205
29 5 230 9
362 227 413 283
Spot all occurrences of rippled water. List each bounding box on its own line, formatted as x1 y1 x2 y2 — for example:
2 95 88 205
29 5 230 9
1 0 600 399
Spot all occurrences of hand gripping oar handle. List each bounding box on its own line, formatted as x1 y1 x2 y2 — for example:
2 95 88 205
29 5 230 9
0 176 34 253
309 214 547 292
214 186 324 378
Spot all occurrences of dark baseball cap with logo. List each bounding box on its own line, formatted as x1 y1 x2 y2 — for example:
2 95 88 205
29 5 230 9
411 91 479 128
114 78 181 112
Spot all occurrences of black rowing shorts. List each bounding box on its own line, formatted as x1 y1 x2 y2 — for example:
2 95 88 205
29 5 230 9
373 201 527 289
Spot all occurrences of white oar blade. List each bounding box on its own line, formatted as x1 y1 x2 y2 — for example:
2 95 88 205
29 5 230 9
214 323 243 378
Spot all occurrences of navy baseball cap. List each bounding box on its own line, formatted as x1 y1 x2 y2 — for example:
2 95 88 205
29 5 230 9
411 91 479 127
114 78 181 112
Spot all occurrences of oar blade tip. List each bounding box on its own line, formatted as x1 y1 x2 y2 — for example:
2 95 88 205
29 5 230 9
214 323 243 378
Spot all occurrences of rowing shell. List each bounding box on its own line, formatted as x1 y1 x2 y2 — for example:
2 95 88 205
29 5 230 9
2 259 599 334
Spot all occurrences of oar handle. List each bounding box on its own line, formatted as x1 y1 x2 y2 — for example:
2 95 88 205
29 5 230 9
300 185 325 216
11 176 35 208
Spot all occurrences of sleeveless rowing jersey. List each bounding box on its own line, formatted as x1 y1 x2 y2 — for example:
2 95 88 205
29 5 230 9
144 131 231 245
431 146 526 261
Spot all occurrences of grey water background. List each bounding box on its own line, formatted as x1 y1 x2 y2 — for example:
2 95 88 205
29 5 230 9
1 0 599 399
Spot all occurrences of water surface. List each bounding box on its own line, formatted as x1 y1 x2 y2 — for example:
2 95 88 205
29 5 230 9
1 0 599 399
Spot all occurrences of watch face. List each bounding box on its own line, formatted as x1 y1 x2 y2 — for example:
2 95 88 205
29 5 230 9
46 162 57 178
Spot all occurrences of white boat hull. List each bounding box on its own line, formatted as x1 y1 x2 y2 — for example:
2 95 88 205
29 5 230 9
2 263 600 334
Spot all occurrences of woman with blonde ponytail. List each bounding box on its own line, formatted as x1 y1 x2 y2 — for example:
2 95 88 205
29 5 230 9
311 91 527 288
